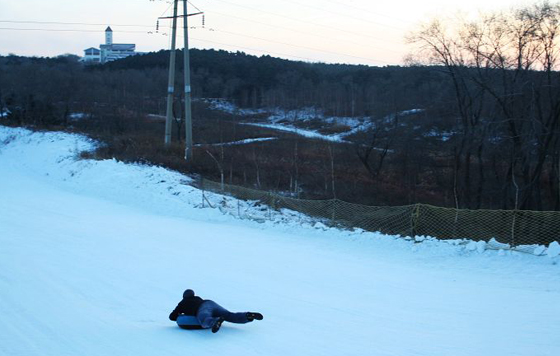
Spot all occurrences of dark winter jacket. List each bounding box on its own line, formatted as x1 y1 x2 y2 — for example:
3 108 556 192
169 289 205 321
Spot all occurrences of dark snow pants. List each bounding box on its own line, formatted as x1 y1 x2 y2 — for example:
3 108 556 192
196 300 249 328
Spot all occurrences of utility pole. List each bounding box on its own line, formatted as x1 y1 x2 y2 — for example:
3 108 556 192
183 0 193 161
164 0 179 146
161 0 202 157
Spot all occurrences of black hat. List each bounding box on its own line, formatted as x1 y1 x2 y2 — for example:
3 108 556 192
183 289 195 298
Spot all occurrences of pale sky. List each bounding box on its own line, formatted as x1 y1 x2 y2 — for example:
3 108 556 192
0 0 536 66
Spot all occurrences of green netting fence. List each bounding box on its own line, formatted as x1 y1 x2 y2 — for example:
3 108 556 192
199 179 560 247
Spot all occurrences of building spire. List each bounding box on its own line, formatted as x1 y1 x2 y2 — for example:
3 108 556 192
105 26 113 45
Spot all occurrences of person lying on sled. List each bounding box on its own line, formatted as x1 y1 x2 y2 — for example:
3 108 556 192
169 289 263 333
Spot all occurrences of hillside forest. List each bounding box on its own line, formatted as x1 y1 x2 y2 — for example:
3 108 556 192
1 2 559 211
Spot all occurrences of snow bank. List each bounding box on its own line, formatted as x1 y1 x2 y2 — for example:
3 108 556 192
466 240 487 253
548 241 560 258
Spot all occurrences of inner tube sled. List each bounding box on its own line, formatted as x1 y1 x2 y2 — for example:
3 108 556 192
176 314 203 330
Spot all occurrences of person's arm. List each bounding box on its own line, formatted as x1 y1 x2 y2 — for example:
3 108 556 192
169 304 180 321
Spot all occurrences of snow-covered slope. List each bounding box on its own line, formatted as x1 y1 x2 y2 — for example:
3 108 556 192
1 126 559 356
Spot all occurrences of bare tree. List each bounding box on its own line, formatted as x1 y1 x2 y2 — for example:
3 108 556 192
408 1 560 210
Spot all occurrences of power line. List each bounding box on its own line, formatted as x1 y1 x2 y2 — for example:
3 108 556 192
0 27 151 33
3 2 405 65
0 26 391 65
202 9 403 55
0 20 153 28
282 0 408 31
208 28 391 65
188 36 326 63
206 0 404 44
181 30 392 65
325 0 415 25
16 1 409 47
0 24 396 65
186 0 203 13
180 31 391 65
159 1 174 17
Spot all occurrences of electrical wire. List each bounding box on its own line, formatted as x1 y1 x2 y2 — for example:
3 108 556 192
207 28 392 64
282 0 408 31
188 36 320 62
0 26 393 65
0 27 151 33
160 1 174 17
187 0 203 13
206 0 405 44
187 35 387 66
325 0 415 25
0 23 395 64
2 0 406 65
0 20 153 28
202 9 403 55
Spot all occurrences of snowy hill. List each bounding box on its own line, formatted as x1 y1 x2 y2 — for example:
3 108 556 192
1 126 559 356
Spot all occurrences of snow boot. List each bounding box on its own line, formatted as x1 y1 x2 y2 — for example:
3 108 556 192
246 312 263 322
212 318 224 333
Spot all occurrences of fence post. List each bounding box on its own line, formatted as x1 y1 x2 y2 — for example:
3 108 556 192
331 199 337 227
453 207 460 239
411 203 421 238
271 191 276 211
268 192 272 220
511 210 517 247
201 177 205 208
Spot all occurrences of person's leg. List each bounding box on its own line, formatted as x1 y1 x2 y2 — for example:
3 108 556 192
197 301 224 328
223 311 251 324
197 300 251 328
246 312 264 321
208 302 251 324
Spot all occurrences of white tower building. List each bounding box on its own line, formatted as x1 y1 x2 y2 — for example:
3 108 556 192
105 26 113 45
83 26 139 64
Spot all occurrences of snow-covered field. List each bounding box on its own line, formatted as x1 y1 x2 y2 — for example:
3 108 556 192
1 126 559 356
